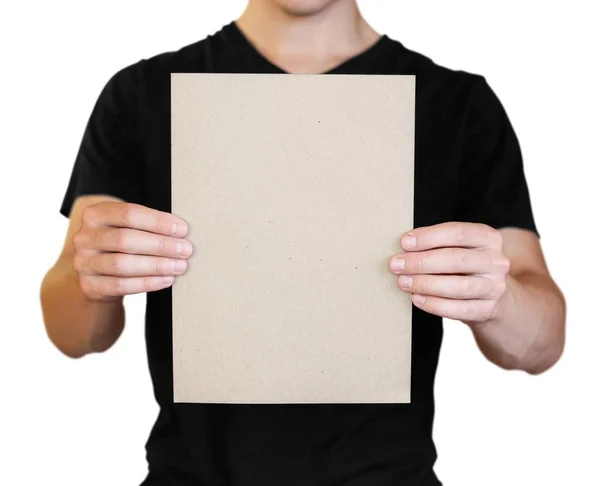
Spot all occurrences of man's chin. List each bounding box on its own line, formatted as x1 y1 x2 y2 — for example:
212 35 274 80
275 0 341 17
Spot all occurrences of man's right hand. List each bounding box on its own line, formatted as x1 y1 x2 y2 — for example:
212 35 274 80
71 201 193 301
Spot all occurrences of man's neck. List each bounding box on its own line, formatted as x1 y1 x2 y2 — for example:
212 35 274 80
236 0 380 73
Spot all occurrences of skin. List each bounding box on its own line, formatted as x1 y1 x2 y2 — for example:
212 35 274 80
41 196 193 358
389 223 565 374
41 0 565 374
237 0 381 74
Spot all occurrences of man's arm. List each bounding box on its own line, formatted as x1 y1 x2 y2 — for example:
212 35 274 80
41 196 125 358
470 227 565 374
389 222 565 375
40 195 192 359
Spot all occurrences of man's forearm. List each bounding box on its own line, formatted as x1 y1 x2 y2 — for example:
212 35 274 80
468 271 566 374
40 260 125 358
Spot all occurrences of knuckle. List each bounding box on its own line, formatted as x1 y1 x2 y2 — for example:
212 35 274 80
114 229 131 252
502 257 511 274
158 238 169 256
72 254 85 274
415 254 425 273
489 275 507 298
478 224 502 247
108 254 125 273
485 249 508 273
485 300 498 318
81 206 96 227
491 228 504 248
495 253 511 274
72 230 87 252
119 204 136 227
496 278 507 297
79 275 94 297
112 277 125 295
460 278 477 298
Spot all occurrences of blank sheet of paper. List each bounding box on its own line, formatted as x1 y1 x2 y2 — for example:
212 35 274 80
171 73 415 404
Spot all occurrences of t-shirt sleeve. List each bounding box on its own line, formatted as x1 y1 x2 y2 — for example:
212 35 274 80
455 75 539 237
60 62 145 218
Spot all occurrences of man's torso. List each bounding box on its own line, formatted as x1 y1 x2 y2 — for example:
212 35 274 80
128 22 477 486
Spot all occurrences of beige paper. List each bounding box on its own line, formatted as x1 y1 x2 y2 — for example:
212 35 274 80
171 73 415 404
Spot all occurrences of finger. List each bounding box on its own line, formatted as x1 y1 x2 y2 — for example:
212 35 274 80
83 202 188 237
400 222 501 252
89 228 193 258
389 248 496 275
79 253 188 277
411 294 498 322
397 274 503 300
80 275 175 299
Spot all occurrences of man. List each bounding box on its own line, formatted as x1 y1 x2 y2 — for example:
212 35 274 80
40 0 566 484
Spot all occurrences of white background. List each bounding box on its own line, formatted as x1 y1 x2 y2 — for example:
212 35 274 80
1 1 598 485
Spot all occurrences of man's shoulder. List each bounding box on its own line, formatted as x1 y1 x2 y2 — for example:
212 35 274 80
141 36 215 75
108 29 220 92
388 38 487 109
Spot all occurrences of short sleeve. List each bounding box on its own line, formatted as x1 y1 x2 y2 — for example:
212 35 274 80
60 62 145 217
455 75 539 237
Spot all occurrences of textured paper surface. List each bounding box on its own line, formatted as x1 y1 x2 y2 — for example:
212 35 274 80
171 73 415 404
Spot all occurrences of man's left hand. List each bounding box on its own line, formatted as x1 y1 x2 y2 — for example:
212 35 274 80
388 222 511 325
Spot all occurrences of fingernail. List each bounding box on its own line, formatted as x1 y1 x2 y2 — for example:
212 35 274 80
413 294 425 305
171 259 187 273
399 275 413 288
176 241 192 256
172 222 187 237
402 235 416 250
390 257 405 272
183 241 193 256
162 276 174 284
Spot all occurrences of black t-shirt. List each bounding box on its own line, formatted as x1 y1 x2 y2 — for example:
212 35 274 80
61 22 537 486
